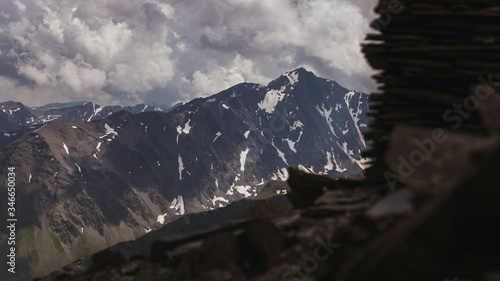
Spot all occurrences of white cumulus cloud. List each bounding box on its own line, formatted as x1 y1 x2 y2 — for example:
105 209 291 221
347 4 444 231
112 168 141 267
0 0 378 106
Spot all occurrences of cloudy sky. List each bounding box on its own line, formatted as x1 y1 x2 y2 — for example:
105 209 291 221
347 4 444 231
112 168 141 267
0 0 378 107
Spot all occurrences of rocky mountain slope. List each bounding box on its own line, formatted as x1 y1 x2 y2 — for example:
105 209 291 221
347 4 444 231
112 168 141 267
41 181 291 279
0 68 369 280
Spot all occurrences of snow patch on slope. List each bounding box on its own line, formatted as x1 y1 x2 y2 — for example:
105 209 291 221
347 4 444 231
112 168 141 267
271 168 289 181
298 165 316 174
170 195 185 215
213 132 222 142
339 141 363 170
100 123 118 139
235 185 253 197
332 150 348 172
324 151 347 173
290 120 304 131
182 120 192 134
74 163 83 176
178 155 185 180
271 142 289 165
315 104 339 138
176 120 193 144
285 70 299 85
93 142 102 160
62 142 69 155
157 212 168 224
211 195 229 206
104 123 118 136
284 138 297 153
239 148 250 172
344 91 366 147
87 103 103 121
258 86 286 114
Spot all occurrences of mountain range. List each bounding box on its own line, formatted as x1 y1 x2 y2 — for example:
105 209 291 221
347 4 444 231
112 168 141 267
0 67 369 280
0 101 169 148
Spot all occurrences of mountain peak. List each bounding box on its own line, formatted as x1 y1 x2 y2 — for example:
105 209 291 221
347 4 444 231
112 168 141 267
284 67 316 81
288 67 312 75
267 67 317 89
0 100 27 108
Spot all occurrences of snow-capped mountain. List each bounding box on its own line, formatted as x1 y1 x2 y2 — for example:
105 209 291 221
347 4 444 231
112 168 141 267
0 101 165 147
0 68 369 279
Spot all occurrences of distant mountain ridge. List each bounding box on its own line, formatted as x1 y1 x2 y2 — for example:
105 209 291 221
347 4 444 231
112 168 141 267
0 68 369 280
32 101 91 111
0 101 169 148
0 100 165 129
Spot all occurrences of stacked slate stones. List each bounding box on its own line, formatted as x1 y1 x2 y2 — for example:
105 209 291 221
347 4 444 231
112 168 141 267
362 0 500 185
353 0 500 280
